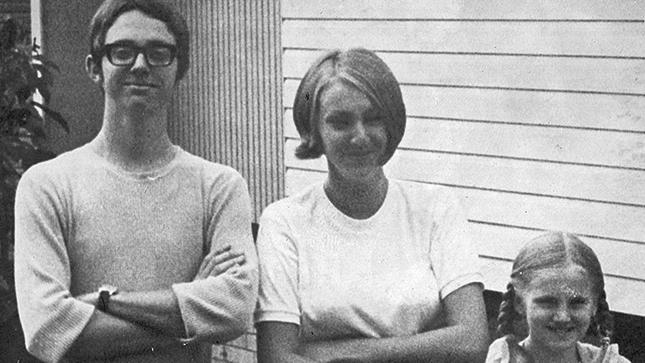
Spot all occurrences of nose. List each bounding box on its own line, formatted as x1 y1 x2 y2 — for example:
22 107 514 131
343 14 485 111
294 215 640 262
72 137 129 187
552 305 572 322
349 120 369 146
130 52 150 72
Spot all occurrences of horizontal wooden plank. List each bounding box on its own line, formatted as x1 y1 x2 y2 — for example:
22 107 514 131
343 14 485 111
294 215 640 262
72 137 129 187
284 168 645 243
283 110 645 170
284 49 645 95
282 20 644 58
283 0 645 20
284 139 645 206
283 169 645 279
283 169 645 315
480 257 645 316
471 222 645 281
283 80 645 132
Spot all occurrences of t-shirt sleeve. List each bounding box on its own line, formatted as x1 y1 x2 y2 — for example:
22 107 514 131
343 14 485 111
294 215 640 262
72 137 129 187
13 167 95 363
429 191 484 300
253 205 301 326
485 337 511 363
171 172 259 343
608 344 632 363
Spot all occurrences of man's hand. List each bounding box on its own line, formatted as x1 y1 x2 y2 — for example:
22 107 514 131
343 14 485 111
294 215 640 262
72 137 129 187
195 245 246 280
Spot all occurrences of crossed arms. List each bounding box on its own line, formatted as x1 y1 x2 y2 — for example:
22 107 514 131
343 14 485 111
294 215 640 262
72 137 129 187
256 283 489 363
13 169 258 362
67 246 248 360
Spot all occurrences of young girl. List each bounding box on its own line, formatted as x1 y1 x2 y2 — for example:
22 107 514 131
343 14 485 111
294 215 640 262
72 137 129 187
486 231 630 363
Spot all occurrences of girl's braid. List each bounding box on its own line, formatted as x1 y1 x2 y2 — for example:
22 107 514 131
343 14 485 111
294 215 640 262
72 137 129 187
590 288 614 343
496 283 518 338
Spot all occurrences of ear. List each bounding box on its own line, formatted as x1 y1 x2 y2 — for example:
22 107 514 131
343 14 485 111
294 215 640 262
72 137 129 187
513 293 526 316
591 299 598 317
85 55 103 85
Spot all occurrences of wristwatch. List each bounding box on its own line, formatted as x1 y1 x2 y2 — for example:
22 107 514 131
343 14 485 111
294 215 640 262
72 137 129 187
97 284 118 312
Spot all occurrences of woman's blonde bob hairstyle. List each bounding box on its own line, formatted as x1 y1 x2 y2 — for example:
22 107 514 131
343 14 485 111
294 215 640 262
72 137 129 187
292 48 406 165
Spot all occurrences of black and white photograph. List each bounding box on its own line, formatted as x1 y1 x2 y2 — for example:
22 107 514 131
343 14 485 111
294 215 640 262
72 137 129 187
1 1 643 362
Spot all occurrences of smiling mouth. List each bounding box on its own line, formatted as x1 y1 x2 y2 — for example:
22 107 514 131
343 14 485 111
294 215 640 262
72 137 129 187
348 153 371 157
126 84 156 88
124 81 158 88
547 326 576 334
346 149 376 156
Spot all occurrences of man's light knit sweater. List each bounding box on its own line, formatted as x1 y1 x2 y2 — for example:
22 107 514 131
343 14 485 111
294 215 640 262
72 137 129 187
14 144 258 362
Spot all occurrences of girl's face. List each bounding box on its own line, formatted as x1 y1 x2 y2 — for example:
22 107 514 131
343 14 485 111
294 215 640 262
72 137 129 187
317 80 388 179
516 264 597 353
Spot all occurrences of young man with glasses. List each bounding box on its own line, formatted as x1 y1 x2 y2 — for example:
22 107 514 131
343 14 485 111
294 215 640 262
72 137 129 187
13 0 258 362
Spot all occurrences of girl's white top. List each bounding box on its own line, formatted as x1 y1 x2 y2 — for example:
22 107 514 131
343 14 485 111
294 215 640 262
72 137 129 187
486 336 631 363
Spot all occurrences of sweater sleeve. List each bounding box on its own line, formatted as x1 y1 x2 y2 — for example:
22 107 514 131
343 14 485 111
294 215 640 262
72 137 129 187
14 167 95 363
171 172 259 344
429 191 484 300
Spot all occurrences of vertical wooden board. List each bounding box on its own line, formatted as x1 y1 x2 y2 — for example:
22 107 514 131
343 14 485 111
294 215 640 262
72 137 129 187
171 0 283 220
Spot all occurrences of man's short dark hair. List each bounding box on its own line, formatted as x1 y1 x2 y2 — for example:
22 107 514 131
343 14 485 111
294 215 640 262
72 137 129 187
88 0 190 81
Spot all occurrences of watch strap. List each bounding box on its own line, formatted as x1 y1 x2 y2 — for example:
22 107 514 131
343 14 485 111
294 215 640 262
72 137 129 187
98 290 110 311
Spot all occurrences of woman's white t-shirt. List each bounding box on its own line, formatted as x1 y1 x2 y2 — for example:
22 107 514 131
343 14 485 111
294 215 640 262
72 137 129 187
254 179 483 341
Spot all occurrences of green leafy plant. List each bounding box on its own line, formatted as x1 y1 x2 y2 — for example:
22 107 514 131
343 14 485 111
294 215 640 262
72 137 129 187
0 16 68 323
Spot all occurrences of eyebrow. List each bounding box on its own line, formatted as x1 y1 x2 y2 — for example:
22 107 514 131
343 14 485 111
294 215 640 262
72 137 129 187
322 109 352 118
106 40 176 48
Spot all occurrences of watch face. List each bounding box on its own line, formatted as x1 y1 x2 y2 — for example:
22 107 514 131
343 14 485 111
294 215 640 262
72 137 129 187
98 284 118 295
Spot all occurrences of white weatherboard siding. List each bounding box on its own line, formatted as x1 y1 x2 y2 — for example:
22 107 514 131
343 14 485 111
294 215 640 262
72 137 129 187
281 0 645 316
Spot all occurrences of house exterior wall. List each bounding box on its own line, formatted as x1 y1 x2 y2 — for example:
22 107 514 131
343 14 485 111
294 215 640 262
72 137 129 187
281 0 645 318
170 0 284 222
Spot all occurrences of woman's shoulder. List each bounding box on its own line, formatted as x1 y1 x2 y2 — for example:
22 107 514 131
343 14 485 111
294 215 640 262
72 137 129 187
390 179 465 214
261 182 322 220
577 342 631 363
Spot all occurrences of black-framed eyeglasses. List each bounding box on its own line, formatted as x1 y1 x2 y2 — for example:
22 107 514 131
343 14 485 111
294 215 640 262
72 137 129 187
102 42 177 67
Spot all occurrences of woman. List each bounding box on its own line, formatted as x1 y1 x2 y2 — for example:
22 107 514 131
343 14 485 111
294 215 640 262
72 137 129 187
255 48 489 362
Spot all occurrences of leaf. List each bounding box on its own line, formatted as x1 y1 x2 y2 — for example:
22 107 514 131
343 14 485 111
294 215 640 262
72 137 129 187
15 86 33 104
37 84 51 104
31 55 60 73
32 63 53 87
31 101 69 133
6 109 29 126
